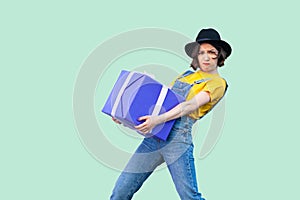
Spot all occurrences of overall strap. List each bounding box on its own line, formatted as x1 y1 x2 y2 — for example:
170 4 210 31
178 70 212 86
221 78 228 96
224 79 228 94
193 78 211 84
179 70 194 79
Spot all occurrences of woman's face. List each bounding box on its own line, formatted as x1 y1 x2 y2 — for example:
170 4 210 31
197 43 219 74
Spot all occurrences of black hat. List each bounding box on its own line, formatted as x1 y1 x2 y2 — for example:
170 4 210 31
185 28 232 59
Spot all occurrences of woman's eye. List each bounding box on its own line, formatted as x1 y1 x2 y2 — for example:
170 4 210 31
208 51 218 55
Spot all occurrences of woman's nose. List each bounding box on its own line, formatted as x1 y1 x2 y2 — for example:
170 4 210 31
203 53 210 60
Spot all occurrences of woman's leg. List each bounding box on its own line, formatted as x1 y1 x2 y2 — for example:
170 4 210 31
162 131 205 200
110 138 164 200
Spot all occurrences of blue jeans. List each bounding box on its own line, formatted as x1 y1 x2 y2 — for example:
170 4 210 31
110 116 205 200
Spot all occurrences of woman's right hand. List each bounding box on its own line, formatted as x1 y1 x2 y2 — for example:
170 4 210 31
112 117 122 124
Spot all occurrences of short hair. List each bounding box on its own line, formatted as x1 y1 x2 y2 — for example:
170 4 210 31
216 47 226 67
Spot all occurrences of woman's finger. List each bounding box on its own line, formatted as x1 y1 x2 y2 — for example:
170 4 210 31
136 123 151 133
134 123 146 129
135 119 149 129
139 128 149 135
138 115 150 121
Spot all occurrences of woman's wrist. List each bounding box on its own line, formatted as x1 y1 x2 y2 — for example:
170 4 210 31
154 114 167 125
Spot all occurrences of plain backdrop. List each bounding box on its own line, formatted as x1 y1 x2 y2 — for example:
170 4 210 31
1 0 299 199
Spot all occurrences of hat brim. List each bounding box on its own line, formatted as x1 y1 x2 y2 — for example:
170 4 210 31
185 39 232 59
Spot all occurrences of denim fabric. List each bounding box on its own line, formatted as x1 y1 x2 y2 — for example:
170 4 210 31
110 78 205 200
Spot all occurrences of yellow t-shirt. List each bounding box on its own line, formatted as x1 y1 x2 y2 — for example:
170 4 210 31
171 70 227 120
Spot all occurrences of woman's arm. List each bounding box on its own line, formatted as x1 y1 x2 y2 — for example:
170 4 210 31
134 91 210 134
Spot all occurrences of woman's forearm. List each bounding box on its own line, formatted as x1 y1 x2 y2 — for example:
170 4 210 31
156 101 194 123
135 91 210 133
156 91 210 124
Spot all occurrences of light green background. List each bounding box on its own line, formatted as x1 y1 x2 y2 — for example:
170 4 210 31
1 0 299 199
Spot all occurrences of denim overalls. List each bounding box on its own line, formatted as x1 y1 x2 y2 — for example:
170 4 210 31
110 71 206 200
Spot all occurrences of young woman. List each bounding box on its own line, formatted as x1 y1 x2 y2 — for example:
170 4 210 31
110 28 232 200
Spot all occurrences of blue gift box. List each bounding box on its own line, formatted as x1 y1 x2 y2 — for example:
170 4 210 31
101 70 185 140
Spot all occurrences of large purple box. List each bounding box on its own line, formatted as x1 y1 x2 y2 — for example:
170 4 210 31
102 70 184 140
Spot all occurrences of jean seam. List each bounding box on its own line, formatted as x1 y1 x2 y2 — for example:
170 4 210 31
186 146 199 197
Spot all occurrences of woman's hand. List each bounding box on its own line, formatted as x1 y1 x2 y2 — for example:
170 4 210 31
134 115 159 135
112 117 122 124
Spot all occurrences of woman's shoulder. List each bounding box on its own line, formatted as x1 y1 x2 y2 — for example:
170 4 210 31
201 74 227 91
207 76 227 89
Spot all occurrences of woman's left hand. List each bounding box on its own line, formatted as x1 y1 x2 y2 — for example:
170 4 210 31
134 115 159 134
